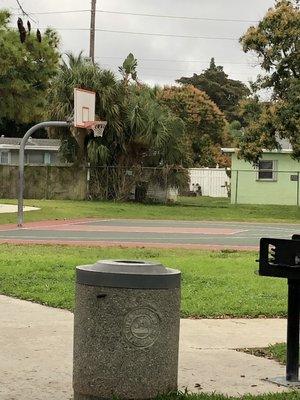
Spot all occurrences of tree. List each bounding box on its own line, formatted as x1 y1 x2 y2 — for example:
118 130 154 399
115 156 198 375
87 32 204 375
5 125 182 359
176 58 250 122
47 52 122 164
228 120 244 145
118 53 139 85
239 0 300 163
48 53 187 166
0 10 60 127
48 53 190 199
158 85 229 167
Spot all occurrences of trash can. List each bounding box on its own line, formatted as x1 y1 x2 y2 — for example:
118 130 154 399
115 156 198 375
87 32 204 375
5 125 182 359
73 260 181 400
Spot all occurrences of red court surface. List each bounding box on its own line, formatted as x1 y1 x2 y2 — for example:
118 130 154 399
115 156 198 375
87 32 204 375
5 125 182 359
0 218 299 250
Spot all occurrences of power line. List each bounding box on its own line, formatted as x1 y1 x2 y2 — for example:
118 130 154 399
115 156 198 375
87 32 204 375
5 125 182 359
99 62 259 74
95 28 239 41
104 66 252 84
12 8 259 24
96 55 258 67
97 9 259 23
21 9 91 15
15 0 37 23
101 62 258 76
38 27 238 41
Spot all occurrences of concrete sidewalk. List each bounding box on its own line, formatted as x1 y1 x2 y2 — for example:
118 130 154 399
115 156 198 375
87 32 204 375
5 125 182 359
0 204 40 213
0 295 291 400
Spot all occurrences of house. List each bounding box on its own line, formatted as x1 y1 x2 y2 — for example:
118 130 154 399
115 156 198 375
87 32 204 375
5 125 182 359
222 140 300 206
0 136 63 165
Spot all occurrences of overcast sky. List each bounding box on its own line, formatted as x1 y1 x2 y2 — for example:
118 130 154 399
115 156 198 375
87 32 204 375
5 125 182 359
3 0 276 87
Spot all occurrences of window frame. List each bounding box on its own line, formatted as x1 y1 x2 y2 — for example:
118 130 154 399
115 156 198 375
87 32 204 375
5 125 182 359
0 151 11 165
25 151 45 165
256 160 278 182
44 152 51 165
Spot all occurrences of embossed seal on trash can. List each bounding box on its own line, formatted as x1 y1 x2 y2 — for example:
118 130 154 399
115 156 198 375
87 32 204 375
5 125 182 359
123 307 160 348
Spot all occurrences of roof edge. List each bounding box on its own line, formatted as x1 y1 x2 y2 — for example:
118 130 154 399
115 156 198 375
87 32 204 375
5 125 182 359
221 147 293 154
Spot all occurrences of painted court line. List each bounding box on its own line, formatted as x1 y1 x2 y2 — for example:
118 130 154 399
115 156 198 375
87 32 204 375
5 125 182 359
29 225 247 235
0 218 297 249
0 218 98 231
0 234 250 241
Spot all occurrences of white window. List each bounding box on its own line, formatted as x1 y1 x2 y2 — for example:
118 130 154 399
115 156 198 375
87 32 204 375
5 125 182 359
26 152 44 164
257 160 277 181
44 152 51 165
0 151 10 164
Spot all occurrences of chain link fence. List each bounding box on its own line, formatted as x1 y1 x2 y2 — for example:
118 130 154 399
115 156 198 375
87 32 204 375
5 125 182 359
88 167 300 206
2 163 298 205
87 166 190 202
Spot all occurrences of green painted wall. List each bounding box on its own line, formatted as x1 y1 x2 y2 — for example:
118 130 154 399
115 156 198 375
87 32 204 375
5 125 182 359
230 152 300 205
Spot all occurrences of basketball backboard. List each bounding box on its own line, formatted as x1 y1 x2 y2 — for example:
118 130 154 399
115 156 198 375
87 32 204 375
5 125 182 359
74 88 96 128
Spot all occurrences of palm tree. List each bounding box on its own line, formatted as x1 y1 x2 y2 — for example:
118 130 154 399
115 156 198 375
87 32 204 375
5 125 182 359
118 53 139 86
47 52 122 164
47 52 189 199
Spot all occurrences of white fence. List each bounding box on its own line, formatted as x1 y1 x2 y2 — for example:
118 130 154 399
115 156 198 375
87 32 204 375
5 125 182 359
189 168 230 197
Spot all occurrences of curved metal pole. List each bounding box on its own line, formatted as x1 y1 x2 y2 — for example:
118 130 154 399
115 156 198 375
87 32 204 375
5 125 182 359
18 121 71 227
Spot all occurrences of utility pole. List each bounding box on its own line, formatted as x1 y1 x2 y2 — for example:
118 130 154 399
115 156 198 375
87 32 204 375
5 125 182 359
89 0 97 62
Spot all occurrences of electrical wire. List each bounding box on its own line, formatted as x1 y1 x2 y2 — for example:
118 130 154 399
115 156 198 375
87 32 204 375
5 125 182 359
12 8 259 24
102 63 257 81
114 70 252 82
96 28 239 41
15 0 37 23
99 62 259 74
96 55 258 67
38 27 238 41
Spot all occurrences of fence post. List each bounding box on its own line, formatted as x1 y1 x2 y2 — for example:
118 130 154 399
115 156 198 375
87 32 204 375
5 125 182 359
46 165 50 199
106 166 109 200
86 164 90 200
165 168 168 204
234 170 239 205
297 172 299 207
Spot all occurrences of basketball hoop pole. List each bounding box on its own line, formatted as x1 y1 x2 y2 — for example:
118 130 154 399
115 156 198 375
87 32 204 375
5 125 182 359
17 121 72 227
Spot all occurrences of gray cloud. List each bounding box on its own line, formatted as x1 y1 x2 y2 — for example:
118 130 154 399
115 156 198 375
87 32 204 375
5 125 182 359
3 0 275 86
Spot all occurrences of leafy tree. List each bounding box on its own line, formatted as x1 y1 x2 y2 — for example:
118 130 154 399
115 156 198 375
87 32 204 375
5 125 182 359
48 53 187 168
121 84 187 167
48 53 189 199
47 52 122 164
0 10 60 128
158 85 229 167
176 58 250 122
239 0 300 163
118 53 139 85
228 120 244 145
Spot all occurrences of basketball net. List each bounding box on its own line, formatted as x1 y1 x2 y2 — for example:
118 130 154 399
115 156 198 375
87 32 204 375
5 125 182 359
82 121 107 137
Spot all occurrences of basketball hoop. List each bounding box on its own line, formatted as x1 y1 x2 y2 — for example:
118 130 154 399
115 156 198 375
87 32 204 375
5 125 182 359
73 88 107 136
82 121 107 137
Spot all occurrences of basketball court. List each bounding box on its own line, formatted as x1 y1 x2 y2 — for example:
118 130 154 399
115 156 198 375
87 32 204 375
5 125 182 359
0 218 299 250
12 87 300 250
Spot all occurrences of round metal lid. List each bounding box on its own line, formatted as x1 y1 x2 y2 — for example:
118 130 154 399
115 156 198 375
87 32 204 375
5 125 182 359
76 259 181 289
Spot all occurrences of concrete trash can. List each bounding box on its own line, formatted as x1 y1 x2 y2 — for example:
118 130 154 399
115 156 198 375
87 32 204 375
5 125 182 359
73 260 181 400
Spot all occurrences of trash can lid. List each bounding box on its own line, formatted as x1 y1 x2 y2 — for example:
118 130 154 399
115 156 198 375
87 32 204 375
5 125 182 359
76 260 181 289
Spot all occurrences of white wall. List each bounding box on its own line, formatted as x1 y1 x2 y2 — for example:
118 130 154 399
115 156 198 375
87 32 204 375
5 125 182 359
189 168 230 197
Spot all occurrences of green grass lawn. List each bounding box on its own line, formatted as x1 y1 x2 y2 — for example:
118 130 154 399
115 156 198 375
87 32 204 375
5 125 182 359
266 343 287 364
0 196 300 225
241 343 288 365
0 245 296 400
160 393 299 400
0 244 288 317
